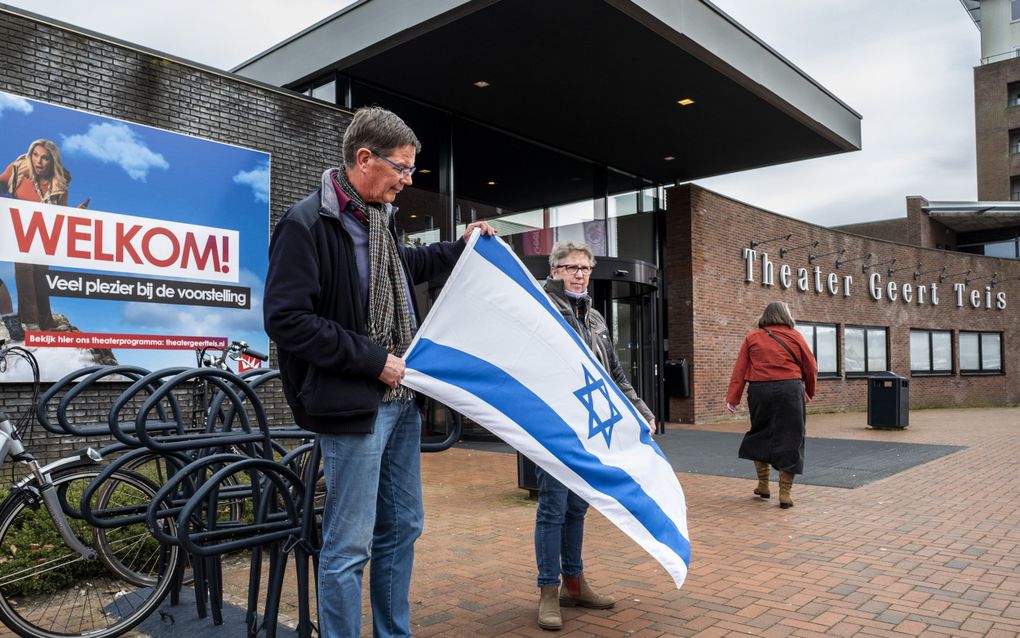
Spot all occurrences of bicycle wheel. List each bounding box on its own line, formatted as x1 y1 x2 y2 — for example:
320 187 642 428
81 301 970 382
0 469 181 638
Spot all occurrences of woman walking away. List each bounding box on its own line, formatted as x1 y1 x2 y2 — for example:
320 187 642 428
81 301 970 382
725 301 817 508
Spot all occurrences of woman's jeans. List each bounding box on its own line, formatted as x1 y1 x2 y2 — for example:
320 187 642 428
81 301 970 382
534 465 589 587
317 397 423 638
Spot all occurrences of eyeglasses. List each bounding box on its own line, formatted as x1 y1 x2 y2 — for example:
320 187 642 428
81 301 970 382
555 264 593 275
371 150 416 177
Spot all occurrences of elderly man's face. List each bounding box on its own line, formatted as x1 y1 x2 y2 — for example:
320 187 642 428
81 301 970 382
551 250 593 294
358 144 415 204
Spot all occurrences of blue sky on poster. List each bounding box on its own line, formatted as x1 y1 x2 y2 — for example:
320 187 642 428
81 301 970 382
0 90 270 372
0 0 982 227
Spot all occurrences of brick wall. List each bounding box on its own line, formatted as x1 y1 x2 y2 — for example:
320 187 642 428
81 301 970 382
832 218 909 244
975 57 1020 201
666 185 1020 424
0 9 350 465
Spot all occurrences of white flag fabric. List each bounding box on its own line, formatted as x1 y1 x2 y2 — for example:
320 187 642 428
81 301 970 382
402 232 690 588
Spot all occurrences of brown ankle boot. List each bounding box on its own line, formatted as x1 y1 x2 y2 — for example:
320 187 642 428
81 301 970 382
560 574 614 609
538 584 562 630
754 461 771 498
779 471 795 509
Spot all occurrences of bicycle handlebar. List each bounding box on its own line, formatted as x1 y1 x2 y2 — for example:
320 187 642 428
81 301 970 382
241 345 269 361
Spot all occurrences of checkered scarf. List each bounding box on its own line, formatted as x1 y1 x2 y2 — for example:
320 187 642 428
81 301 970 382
332 169 414 401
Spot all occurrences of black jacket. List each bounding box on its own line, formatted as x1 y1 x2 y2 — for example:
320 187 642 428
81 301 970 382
264 187 465 434
544 278 655 423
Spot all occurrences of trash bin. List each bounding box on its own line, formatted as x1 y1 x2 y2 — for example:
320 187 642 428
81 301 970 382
664 358 690 398
517 452 539 496
867 371 909 428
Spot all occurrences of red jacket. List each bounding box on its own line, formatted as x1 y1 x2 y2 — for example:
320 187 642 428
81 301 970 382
726 325 817 406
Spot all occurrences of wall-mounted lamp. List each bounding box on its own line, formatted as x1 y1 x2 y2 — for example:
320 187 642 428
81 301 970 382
939 269 971 284
808 247 846 264
888 261 921 278
749 233 792 250
835 253 872 269
914 266 945 281
861 257 896 274
965 272 998 286
780 240 818 258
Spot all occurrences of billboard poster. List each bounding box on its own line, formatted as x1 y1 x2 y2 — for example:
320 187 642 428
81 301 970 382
0 90 270 381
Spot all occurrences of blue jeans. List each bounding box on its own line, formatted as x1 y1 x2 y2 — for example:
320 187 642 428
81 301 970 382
317 398 424 638
534 466 589 587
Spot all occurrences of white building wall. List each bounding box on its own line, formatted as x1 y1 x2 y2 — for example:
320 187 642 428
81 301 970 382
979 0 1020 62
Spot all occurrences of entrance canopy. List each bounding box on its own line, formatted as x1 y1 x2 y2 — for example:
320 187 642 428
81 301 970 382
235 0 861 184
925 201 1020 233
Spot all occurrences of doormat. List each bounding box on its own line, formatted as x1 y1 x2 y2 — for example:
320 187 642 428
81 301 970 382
458 430 965 489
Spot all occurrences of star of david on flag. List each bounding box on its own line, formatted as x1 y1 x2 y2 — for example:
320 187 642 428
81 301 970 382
402 231 690 588
574 365 621 447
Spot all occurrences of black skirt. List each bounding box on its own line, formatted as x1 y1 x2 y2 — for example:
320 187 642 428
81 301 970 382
738 379 806 474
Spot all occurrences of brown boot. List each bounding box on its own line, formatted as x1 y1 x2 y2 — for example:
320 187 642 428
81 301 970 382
538 584 562 630
779 471 795 509
560 574 615 609
753 461 771 498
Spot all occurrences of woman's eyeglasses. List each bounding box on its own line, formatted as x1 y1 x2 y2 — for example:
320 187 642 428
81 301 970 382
556 264 593 275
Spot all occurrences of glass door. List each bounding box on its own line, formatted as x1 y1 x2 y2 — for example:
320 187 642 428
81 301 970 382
590 275 660 429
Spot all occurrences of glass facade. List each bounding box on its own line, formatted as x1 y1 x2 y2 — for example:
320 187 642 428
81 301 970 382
299 74 666 423
958 237 1019 259
300 75 663 266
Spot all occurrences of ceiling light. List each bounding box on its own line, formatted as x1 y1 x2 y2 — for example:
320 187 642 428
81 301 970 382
663 156 675 161
410 214 417 218
677 98 695 106
473 80 491 88
487 181 496 186
419 168 432 174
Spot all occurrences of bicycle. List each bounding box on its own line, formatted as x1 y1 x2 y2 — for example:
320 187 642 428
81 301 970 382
0 341 183 638
192 341 268 430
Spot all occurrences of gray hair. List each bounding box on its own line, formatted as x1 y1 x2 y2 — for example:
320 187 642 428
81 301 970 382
758 301 796 329
548 240 596 269
342 106 421 168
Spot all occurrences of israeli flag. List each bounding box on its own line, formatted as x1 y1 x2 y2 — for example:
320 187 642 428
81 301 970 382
403 231 690 587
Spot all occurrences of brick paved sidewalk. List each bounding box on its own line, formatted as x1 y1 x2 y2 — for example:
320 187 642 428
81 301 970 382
401 407 1020 637
120 406 1020 638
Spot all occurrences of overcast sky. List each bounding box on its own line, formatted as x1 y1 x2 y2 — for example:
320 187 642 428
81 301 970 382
3 0 982 226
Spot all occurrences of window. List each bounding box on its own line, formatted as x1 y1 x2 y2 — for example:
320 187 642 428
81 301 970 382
910 329 953 374
960 332 1003 373
844 326 888 375
795 322 837 376
298 74 337 105
1011 129 1020 154
1009 82 1020 107
1013 0 1020 21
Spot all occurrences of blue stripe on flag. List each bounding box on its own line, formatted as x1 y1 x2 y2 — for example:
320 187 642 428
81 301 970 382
406 337 691 565
472 236 660 454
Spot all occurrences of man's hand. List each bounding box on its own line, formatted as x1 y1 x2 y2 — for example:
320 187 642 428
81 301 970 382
726 402 737 414
379 353 406 389
463 221 497 241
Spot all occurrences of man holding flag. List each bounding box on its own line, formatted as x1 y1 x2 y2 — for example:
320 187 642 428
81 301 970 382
533 240 656 630
264 106 495 638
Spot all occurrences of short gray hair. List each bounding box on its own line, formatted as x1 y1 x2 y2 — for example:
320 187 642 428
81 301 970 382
342 106 421 168
548 240 596 269
758 301 796 329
